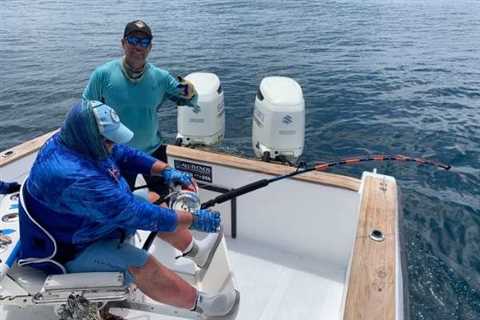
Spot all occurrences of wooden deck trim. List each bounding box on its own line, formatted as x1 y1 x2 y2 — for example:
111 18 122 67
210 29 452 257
0 130 58 168
343 175 397 320
0 129 361 191
167 145 360 191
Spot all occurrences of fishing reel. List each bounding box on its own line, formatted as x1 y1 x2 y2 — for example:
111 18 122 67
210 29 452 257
167 183 201 214
134 181 201 214
169 190 201 213
139 186 202 253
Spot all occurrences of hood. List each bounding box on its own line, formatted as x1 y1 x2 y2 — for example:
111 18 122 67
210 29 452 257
59 100 109 160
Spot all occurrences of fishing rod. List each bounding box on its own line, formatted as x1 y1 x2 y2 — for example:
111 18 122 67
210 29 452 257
142 154 450 250
201 154 451 209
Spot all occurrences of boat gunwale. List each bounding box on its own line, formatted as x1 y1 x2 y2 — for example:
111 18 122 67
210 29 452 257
343 174 398 320
165 145 360 191
0 130 361 192
0 130 58 167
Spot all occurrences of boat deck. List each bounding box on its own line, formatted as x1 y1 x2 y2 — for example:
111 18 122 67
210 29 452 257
226 237 344 320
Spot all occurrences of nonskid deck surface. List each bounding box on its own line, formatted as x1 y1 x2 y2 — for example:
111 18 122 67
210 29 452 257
224 237 345 320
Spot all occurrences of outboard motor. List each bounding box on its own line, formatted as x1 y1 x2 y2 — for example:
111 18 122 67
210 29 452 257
176 72 225 146
252 76 305 162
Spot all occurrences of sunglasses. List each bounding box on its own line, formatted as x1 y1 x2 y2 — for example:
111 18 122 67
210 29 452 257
125 35 151 48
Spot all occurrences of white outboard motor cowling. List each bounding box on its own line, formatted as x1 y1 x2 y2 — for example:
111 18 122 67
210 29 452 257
177 72 225 146
252 76 305 162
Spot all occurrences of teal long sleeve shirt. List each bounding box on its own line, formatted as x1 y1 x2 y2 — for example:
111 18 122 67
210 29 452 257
83 59 180 154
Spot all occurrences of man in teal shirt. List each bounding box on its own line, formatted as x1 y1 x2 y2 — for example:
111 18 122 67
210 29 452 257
83 20 197 198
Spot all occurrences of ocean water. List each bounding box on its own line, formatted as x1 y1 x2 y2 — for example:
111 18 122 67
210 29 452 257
1 0 479 318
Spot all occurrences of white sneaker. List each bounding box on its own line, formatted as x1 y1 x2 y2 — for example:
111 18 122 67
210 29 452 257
190 228 223 269
196 289 239 317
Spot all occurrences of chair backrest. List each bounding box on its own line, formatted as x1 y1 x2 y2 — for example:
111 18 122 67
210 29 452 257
17 180 66 275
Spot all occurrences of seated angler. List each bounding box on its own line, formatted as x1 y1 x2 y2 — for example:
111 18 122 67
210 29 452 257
18 100 238 317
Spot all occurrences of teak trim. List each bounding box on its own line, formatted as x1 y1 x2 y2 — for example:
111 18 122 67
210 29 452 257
167 145 360 191
0 130 58 168
343 175 397 320
0 130 361 192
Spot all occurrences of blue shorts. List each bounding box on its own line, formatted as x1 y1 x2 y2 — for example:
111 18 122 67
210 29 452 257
65 238 149 285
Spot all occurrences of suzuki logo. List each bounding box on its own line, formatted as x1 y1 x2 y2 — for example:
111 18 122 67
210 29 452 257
282 115 293 125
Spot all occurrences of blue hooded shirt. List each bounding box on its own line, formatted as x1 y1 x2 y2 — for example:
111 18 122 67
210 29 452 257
19 101 178 272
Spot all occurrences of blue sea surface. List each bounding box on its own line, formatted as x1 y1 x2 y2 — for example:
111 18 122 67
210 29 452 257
1 0 480 318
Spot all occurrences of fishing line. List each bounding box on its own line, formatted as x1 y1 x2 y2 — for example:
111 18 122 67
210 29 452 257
201 154 451 209
137 154 450 204
141 154 450 250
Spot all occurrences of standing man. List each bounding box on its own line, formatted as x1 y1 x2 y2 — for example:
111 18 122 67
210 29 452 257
83 20 197 199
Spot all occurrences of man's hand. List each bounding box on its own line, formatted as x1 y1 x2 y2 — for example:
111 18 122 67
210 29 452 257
190 209 221 233
0 181 21 194
162 167 193 188
177 76 196 99
177 76 200 113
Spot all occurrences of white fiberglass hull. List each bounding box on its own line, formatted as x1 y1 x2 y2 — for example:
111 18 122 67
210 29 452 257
0 132 406 320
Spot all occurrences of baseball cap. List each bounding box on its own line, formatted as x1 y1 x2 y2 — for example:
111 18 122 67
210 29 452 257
124 20 153 39
90 101 134 144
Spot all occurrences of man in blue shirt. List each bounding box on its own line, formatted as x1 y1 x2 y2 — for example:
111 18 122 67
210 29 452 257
19 100 238 317
83 20 198 200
